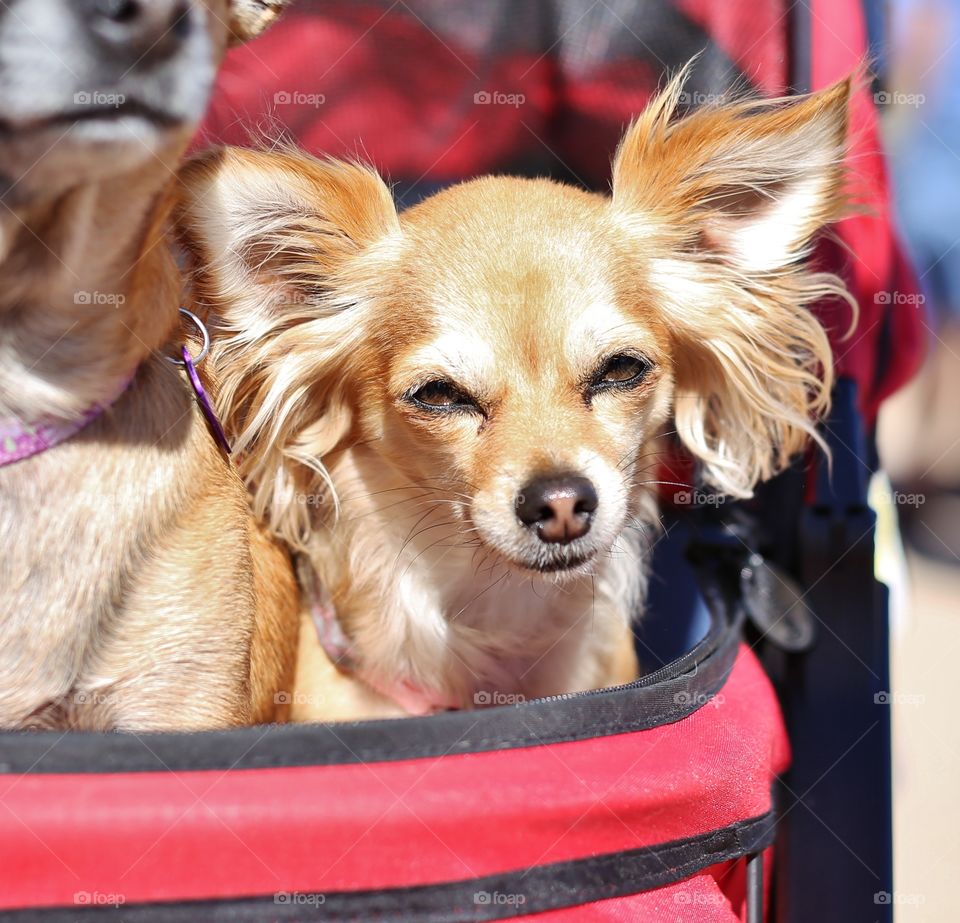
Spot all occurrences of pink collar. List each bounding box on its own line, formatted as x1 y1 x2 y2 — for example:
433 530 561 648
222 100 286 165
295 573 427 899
308 585 357 670
297 556 459 716
297 554 356 667
0 373 135 468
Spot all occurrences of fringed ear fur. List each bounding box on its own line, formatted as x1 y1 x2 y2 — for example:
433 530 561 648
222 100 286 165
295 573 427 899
611 67 857 497
175 146 399 546
226 0 293 44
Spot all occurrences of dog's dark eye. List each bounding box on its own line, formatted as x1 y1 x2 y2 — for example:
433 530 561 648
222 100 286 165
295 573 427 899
591 354 651 391
409 380 478 412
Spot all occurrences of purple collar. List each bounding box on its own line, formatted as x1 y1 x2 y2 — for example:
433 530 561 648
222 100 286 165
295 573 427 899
0 309 231 469
0 373 134 468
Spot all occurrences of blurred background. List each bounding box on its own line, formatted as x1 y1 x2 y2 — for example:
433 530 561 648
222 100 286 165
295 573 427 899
197 1 959 918
879 2 960 921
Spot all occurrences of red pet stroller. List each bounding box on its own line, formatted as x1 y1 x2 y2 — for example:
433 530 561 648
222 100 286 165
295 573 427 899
0 1 923 920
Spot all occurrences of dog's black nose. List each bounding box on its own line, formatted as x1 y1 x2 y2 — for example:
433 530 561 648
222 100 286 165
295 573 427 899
515 476 598 544
85 0 192 61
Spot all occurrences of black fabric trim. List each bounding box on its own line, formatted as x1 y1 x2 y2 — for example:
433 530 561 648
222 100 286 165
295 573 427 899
789 0 812 94
0 567 743 775
6 811 775 921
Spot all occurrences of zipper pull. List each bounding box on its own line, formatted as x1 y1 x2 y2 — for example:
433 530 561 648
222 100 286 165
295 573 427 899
740 552 817 652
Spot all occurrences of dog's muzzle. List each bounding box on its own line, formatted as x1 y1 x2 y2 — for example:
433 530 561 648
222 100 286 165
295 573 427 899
0 0 214 141
83 0 194 69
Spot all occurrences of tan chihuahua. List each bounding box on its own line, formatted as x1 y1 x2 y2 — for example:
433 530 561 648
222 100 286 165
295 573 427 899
177 72 852 720
0 0 300 729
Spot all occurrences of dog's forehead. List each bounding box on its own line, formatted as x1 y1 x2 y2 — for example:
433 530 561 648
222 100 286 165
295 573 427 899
394 177 657 370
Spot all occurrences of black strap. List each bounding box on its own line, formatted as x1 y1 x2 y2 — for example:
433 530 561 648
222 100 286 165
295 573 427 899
6 811 776 922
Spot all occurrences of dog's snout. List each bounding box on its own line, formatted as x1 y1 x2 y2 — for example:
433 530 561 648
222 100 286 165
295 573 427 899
515 476 598 544
85 0 192 61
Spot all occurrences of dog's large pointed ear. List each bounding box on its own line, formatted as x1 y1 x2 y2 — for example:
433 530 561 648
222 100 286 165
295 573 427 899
611 73 854 497
612 70 851 272
227 0 294 43
175 146 400 546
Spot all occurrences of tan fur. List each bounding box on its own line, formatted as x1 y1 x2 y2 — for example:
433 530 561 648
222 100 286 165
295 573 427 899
227 0 291 44
290 614 407 722
0 0 298 730
176 72 853 721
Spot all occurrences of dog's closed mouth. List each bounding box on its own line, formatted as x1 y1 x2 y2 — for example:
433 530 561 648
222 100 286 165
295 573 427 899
525 549 598 574
0 101 183 137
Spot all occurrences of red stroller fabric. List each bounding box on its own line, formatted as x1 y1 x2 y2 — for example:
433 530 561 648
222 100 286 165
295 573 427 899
0 645 786 916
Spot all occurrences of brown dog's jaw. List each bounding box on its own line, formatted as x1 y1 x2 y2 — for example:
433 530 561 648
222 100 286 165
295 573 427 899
0 0 223 420
0 0 293 202
0 2 218 201
0 0 293 421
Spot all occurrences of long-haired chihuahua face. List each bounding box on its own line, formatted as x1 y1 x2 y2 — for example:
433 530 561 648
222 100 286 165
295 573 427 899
376 180 673 579
177 72 852 715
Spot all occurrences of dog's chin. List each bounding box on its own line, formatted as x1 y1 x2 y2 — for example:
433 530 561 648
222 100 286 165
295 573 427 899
472 517 619 581
497 545 600 579
0 112 192 204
